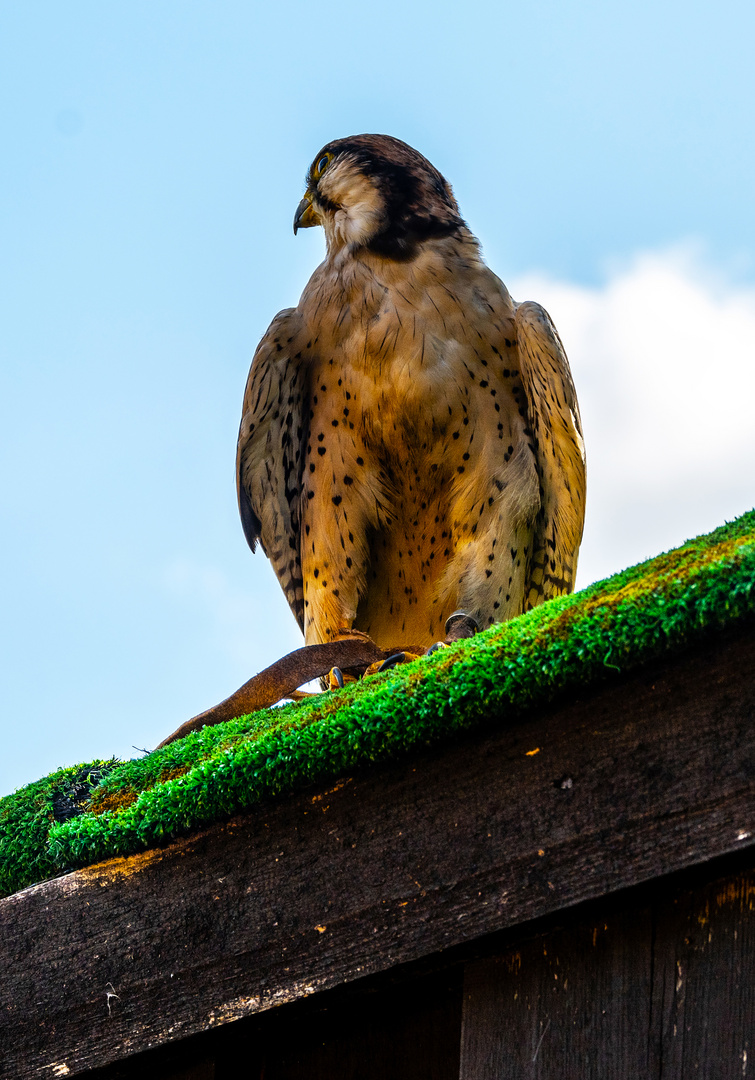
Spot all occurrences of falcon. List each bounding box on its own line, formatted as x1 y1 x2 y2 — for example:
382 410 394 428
237 135 586 654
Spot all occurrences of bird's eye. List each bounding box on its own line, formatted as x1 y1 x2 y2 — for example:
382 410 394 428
314 153 331 178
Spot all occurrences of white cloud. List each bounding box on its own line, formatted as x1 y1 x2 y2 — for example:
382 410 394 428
510 246 755 585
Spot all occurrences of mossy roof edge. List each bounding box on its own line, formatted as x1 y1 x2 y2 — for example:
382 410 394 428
2 508 754 898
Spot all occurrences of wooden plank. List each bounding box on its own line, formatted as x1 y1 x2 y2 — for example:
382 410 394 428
2 626 755 1078
87 1055 216 1080
83 969 463 1080
252 968 462 1080
460 907 654 1078
460 869 755 1079
648 872 755 1077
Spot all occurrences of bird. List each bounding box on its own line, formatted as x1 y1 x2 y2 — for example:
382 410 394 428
236 135 586 657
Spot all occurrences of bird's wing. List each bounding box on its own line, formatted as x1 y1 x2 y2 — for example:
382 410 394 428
514 301 587 608
236 308 308 633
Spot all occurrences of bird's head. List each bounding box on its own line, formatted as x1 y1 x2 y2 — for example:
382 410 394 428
293 134 464 259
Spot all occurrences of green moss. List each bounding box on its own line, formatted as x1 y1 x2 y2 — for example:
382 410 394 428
3 509 754 897
0 760 119 896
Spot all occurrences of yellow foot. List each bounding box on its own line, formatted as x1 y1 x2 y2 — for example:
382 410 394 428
425 641 446 655
327 666 359 691
363 650 424 678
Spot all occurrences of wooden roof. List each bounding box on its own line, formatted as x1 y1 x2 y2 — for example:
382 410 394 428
3 509 754 898
2 615 754 1076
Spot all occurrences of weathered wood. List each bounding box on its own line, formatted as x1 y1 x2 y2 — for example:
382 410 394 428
460 868 755 1079
648 870 755 1077
82 861 755 1079
460 908 654 1078
2 626 755 1078
252 968 462 1080
84 969 463 1079
88 1053 216 1080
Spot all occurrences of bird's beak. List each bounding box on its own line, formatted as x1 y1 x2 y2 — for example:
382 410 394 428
293 192 318 234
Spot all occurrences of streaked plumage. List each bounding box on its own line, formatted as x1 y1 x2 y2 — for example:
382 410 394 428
237 135 586 648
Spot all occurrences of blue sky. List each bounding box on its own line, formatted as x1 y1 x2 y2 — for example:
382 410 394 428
2 1 754 794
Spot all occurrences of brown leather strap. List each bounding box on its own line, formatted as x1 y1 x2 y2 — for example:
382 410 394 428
156 637 405 749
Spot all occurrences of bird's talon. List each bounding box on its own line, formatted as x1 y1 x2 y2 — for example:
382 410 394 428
376 651 406 672
426 641 447 655
328 666 345 690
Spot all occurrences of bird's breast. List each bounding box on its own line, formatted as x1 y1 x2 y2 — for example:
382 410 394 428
301 246 523 487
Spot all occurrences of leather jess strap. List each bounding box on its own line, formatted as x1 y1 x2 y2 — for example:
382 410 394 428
156 636 421 749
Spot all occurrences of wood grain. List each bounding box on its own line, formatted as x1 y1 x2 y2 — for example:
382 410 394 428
648 870 755 1077
2 625 754 1077
460 868 755 1079
83 969 463 1080
461 907 654 1078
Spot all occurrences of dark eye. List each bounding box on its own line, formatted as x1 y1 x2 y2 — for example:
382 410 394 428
316 154 330 176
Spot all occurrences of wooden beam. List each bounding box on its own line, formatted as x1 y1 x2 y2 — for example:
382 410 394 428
460 867 755 1078
2 626 755 1078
